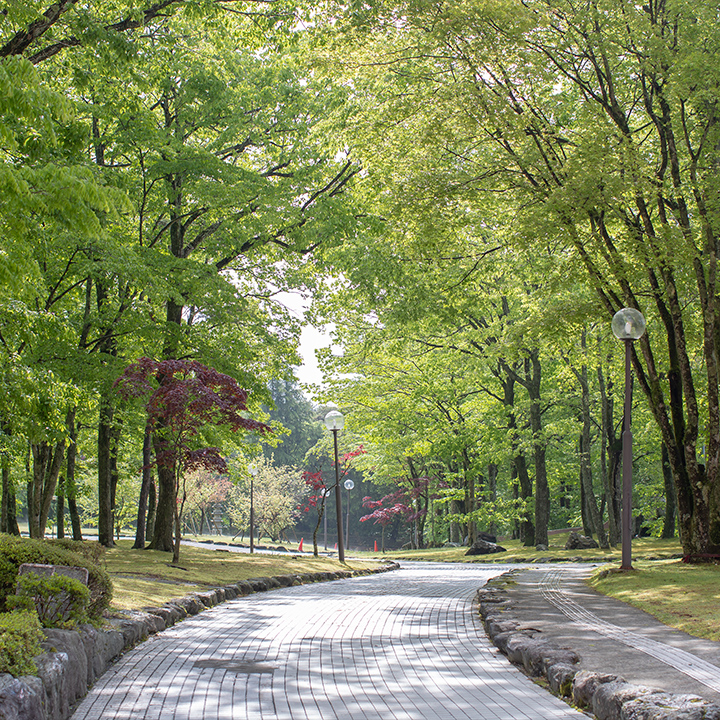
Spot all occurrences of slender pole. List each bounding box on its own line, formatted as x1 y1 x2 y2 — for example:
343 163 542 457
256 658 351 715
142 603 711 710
621 338 634 570
333 429 345 563
323 494 328 551
250 473 255 555
346 486 351 550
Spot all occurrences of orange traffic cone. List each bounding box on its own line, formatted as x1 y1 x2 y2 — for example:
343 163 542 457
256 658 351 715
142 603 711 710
298 538 303 552
374 540 378 552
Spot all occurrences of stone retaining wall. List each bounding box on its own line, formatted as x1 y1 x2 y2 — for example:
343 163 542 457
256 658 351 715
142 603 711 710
0 562 399 720
478 574 720 720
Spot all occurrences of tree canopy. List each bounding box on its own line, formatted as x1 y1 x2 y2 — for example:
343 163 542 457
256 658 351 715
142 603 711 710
3 0 719 557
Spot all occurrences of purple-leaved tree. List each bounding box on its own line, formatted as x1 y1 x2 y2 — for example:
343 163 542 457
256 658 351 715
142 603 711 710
115 357 270 563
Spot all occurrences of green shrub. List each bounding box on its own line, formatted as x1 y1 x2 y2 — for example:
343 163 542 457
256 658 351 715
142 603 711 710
0 609 44 677
8 572 90 628
0 534 112 621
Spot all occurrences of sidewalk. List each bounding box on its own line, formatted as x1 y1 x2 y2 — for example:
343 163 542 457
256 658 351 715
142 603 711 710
482 564 720 710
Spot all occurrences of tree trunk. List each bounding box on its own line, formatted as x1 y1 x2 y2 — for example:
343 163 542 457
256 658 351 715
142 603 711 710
6 482 19 535
146 476 156 540
172 481 183 564
576 342 609 548
525 352 549 547
110 420 122 538
661 443 678 539
1 451 19 536
29 439 66 538
97 394 115 547
1 448 9 534
502 370 535 545
579 469 591 537
148 423 176 552
464 450 477 545
56 475 65 539
487 463 498 537
66 410 83 541
598 359 622 546
133 423 153 549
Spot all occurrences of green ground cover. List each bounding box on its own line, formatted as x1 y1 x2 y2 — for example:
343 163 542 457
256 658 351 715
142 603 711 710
374 535 683 564
105 539 379 611
590 560 720 641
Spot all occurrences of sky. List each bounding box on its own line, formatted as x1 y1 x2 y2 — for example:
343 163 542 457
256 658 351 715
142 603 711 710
295 323 332 388
274 290 333 392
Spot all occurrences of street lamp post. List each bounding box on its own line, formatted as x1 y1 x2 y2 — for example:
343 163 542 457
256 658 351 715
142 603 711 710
611 308 647 571
324 410 345 563
321 488 329 550
344 478 354 550
249 464 258 554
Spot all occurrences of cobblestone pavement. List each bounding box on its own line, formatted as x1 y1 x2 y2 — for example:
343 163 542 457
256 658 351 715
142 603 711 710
72 563 584 720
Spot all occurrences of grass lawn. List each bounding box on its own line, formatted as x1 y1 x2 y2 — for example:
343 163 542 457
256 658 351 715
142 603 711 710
368 534 684 564
104 539 383 612
590 560 720 641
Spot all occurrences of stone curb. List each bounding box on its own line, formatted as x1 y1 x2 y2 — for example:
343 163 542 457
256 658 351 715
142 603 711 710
0 561 399 720
478 572 720 720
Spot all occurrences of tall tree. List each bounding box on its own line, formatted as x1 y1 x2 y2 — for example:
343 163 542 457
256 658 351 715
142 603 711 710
115 357 271 562
317 0 720 555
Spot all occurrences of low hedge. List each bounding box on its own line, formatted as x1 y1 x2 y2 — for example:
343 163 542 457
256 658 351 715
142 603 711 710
0 609 44 677
8 572 91 628
0 534 112 622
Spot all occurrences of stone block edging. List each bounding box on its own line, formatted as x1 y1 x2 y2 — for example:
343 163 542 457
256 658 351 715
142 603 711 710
478 572 720 720
0 561 399 720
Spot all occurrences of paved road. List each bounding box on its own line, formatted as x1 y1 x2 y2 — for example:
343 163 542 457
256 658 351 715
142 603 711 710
72 563 583 720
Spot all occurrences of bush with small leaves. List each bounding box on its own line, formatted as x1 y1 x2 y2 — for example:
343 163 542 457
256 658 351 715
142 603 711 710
0 609 44 677
0 535 112 621
8 572 90 628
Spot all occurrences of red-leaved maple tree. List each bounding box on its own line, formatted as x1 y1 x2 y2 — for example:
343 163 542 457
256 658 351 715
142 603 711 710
360 476 433 552
115 357 270 563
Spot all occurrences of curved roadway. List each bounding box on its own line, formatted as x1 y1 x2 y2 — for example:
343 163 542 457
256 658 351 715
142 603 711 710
72 562 583 720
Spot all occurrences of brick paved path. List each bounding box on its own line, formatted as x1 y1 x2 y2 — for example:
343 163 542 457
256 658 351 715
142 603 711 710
72 563 583 720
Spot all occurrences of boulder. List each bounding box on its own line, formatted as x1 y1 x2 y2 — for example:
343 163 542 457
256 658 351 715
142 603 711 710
535 544 549 551
477 532 498 544
621 693 720 720
0 673 45 720
504 633 535 665
565 530 599 550
484 617 519 638
490 631 516 655
40 630 87 706
593 681 656 720
17 564 90 628
175 595 203 615
195 591 218 608
223 585 238 600
547 663 578 697
573 671 624 709
465 538 507 555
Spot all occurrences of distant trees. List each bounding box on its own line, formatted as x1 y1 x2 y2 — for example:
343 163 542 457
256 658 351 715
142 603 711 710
5 0 720 557
227 457 306 544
